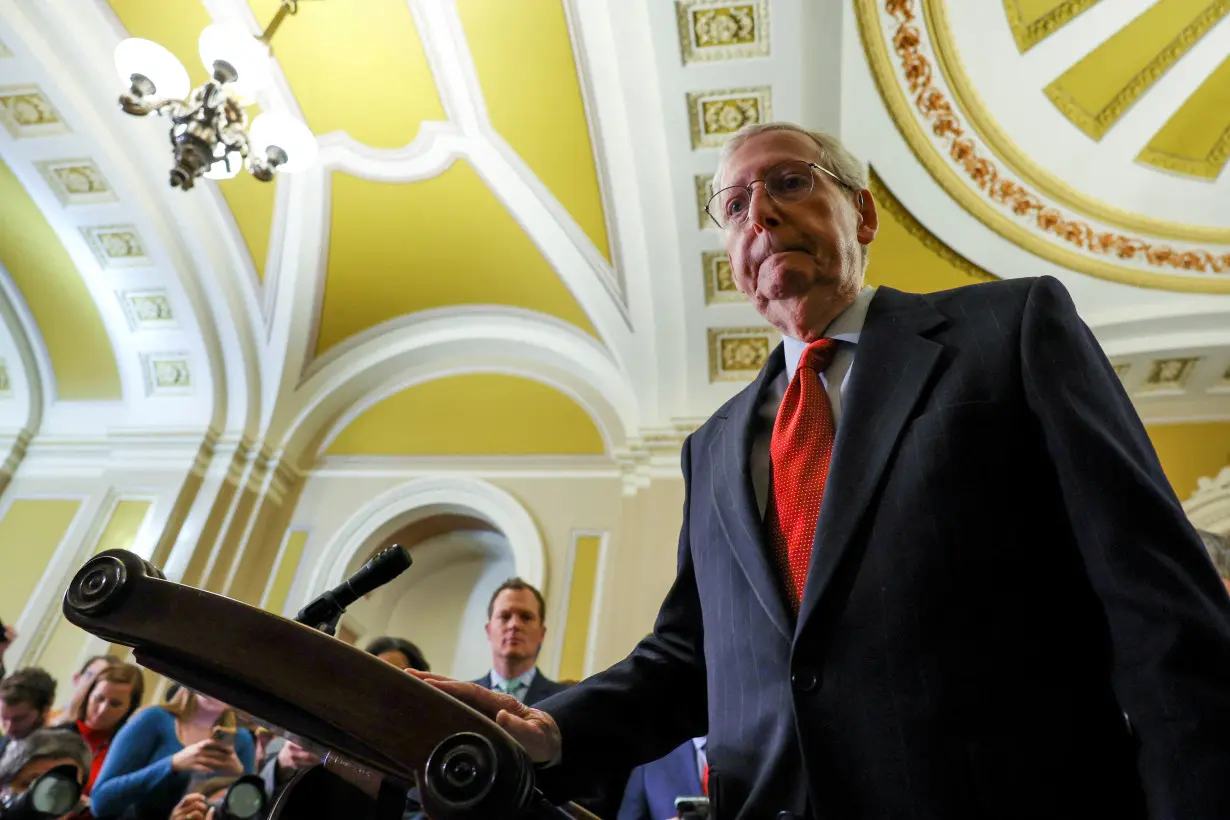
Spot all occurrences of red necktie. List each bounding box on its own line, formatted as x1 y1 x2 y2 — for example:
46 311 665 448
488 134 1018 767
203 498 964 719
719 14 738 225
767 339 839 612
702 762 709 796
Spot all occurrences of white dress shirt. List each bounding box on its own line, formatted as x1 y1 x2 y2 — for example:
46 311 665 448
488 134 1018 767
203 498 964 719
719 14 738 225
751 286 878 519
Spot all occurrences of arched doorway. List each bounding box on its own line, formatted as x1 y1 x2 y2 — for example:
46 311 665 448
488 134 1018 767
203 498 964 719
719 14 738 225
338 514 517 678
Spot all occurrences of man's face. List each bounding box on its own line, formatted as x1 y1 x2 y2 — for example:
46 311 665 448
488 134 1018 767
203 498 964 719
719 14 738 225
485 589 546 664
722 130 878 342
0 701 44 740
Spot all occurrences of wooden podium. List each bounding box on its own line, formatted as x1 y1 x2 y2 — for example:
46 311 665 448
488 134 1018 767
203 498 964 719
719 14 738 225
61 549 596 820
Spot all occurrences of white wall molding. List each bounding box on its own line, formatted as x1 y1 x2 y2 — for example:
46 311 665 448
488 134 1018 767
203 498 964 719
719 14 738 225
298 475 547 613
1185 466 1230 536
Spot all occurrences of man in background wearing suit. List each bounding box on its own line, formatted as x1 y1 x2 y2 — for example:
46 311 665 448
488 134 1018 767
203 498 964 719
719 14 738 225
474 578 626 817
617 737 707 820
474 578 568 704
417 122 1230 819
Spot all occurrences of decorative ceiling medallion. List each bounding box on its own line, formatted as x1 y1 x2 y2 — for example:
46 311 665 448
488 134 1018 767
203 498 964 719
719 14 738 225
708 326 776 382
675 0 770 64
1001 0 1100 53
702 251 740 303
1140 356 1201 394
695 174 717 228
924 0 1230 243
687 87 771 149
141 353 192 396
0 361 12 397
856 0 1230 293
119 290 177 331
0 86 69 138
82 226 150 269
1112 362 1131 381
34 159 116 206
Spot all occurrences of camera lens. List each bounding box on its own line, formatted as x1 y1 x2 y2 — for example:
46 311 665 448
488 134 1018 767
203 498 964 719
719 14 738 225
30 772 79 814
220 780 265 820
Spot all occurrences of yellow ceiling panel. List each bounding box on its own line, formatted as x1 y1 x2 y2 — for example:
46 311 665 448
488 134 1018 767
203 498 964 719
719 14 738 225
109 0 275 278
865 169 997 293
1146 421 1230 501
245 0 444 148
315 160 597 358
1137 53 1230 180
1002 0 1100 53
326 373 605 456
0 158 121 401
456 0 611 261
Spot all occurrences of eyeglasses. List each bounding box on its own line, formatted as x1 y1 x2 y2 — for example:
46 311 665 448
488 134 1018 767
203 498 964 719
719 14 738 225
705 159 844 230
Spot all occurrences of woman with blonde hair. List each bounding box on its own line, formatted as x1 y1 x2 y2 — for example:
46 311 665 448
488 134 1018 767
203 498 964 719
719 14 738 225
89 686 254 820
55 661 145 804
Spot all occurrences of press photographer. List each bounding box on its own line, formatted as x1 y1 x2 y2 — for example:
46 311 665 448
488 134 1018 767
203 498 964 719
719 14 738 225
0 729 90 820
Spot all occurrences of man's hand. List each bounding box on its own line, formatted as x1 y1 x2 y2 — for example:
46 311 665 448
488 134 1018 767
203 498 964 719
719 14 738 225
169 793 214 820
275 740 321 783
407 670 562 766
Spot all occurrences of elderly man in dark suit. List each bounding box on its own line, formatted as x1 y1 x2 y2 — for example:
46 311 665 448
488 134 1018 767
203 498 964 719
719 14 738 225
416 122 1230 819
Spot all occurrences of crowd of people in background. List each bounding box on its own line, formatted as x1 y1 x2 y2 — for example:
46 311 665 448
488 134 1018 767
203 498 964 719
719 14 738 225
0 576 717 820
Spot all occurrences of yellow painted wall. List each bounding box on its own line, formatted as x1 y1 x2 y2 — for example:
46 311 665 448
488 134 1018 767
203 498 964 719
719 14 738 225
325 374 605 456
0 499 82 627
264 530 309 616
1146 421 1230 502
456 0 611 260
108 0 276 280
865 170 997 293
0 160 122 400
36 501 152 687
557 534 601 681
316 161 597 357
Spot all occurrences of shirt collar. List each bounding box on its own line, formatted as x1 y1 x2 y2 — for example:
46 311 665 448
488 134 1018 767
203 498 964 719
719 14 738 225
783 285 877 382
489 666 537 692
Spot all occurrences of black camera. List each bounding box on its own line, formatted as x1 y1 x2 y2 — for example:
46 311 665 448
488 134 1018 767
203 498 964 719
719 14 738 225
675 796 710 820
209 775 267 820
0 765 82 820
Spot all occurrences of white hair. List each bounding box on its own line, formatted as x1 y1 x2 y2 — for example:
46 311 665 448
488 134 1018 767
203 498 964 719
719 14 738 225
713 122 869 194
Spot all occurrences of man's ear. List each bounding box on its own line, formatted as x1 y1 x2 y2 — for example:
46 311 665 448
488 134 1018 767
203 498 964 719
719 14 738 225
855 188 879 245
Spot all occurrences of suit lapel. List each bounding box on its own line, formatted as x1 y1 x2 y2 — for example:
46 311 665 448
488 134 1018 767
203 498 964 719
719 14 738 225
709 344 793 642
795 288 945 633
669 741 703 796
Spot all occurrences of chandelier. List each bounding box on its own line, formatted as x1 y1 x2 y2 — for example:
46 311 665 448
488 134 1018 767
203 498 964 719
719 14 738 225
112 0 318 191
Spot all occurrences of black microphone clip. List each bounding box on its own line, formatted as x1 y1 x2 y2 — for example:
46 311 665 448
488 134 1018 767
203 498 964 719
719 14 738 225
294 544 412 636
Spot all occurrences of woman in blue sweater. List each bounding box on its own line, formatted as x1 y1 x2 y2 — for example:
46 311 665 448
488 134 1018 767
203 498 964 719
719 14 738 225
90 688 254 820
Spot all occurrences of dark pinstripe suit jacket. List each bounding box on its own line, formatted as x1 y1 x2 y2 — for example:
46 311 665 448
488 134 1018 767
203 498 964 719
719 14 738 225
537 277 1230 820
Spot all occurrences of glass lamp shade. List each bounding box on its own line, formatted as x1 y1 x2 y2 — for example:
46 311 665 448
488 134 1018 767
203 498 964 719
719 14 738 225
114 38 190 100
198 24 271 103
249 112 317 173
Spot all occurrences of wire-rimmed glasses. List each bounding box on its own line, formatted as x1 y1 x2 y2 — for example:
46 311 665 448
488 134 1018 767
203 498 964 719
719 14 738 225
705 159 843 230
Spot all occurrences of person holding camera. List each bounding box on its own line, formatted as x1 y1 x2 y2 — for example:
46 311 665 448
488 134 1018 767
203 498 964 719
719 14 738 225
0 728 91 820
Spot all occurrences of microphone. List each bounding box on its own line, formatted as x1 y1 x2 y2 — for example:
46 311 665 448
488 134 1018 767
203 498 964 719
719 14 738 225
295 545 412 634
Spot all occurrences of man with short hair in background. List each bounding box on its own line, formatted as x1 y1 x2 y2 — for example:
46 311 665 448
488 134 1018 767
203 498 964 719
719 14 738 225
0 668 57 760
474 578 567 703
0 727 91 819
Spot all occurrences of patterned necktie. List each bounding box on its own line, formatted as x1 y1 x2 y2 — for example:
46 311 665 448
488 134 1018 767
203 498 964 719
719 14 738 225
767 338 840 613
497 679 527 701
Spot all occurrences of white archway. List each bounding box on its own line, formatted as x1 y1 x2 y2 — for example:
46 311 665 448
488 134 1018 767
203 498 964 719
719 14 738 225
300 475 546 610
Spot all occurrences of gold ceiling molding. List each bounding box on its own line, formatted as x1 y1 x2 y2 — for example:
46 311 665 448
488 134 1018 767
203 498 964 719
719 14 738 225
687 87 772 149
81 226 150 269
0 86 68 139
924 0 1230 245
1043 0 1230 142
1137 53 1230 179
695 174 716 228
869 169 997 284
1002 0 1100 53
702 251 740 304
118 290 176 332
140 353 192 396
856 0 1230 293
708 326 776 382
34 159 115 206
1142 356 1202 394
675 0 770 64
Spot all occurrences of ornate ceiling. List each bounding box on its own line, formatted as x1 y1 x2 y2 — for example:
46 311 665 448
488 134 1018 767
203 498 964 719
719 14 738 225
0 0 1225 489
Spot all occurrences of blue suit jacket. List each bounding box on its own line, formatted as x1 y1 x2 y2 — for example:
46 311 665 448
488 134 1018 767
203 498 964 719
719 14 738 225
535 278 1230 819
473 669 569 706
617 740 703 820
